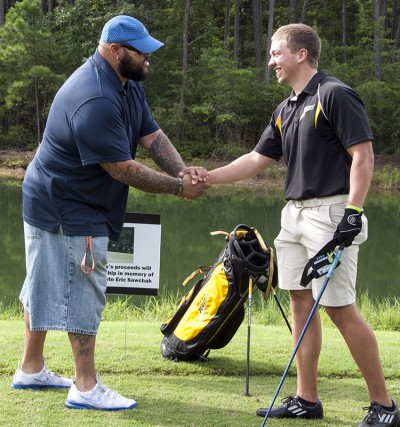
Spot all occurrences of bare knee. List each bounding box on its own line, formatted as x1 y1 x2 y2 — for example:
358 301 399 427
290 290 315 314
325 303 360 329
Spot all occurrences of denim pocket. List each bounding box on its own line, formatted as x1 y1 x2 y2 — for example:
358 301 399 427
24 222 43 239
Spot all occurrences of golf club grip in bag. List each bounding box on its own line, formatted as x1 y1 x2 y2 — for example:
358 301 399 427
160 224 277 361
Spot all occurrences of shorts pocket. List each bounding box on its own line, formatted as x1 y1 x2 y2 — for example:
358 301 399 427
328 203 346 228
24 222 43 239
306 205 332 227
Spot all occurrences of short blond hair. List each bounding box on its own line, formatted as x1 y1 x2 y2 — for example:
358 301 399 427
272 23 321 68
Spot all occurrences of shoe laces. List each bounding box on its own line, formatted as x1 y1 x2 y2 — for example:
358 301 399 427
281 396 297 406
362 402 386 423
96 375 120 400
41 366 61 378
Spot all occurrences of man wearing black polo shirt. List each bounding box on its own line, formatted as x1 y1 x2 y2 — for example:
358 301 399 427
208 24 398 426
13 15 209 411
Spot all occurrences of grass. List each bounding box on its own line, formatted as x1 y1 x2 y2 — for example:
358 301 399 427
1 296 400 426
373 164 400 190
3 290 400 330
1 321 400 427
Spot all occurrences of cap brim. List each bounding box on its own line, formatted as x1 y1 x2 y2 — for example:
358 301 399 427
128 35 164 54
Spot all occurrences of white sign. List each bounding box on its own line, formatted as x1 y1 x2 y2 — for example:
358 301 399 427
106 213 161 295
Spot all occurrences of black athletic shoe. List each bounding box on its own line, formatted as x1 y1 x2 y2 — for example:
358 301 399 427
256 395 323 419
357 401 400 426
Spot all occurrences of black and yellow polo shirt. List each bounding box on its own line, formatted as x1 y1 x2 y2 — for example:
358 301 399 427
255 70 373 201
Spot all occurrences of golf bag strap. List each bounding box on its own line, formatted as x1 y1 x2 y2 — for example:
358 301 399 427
210 230 230 237
182 265 211 287
253 228 269 253
211 226 259 242
300 238 340 287
263 247 275 300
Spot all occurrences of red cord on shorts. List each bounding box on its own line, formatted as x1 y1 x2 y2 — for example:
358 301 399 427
81 236 95 274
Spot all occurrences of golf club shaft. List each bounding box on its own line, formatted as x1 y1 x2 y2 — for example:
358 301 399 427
245 278 253 396
261 245 345 427
272 290 292 334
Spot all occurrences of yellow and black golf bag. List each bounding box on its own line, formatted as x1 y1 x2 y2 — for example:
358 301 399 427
160 224 278 361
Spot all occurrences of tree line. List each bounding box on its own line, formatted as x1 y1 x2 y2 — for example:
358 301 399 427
0 0 399 156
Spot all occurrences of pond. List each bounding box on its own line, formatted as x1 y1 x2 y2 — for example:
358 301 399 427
1 182 399 308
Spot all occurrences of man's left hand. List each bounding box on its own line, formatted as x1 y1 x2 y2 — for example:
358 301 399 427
333 207 363 247
179 167 209 185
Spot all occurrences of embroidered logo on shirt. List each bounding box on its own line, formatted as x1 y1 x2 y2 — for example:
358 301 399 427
300 104 315 121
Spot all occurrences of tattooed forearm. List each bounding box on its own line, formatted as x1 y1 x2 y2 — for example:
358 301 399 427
147 131 185 176
101 161 179 194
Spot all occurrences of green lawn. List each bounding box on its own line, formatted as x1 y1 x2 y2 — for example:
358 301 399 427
1 319 399 427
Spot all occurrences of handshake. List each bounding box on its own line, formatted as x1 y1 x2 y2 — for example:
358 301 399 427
175 166 211 200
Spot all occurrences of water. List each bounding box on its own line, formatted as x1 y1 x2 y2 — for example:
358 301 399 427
1 182 399 308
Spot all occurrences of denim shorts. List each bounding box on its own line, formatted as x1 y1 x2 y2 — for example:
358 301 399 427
20 222 109 335
274 195 368 307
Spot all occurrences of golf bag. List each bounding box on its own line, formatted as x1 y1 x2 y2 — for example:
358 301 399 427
160 224 277 361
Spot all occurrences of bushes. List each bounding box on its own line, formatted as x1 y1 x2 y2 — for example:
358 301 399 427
356 81 400 154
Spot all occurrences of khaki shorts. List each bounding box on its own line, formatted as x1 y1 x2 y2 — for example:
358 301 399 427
274 195 368 307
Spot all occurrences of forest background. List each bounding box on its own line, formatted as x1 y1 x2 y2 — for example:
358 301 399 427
0 0 399 159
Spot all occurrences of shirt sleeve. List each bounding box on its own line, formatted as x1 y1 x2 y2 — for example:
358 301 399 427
135 86 160 138
71 97 132 165
254 117 283 161
324 84 374 148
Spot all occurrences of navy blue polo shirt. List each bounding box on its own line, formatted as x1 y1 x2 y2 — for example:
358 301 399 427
255 70 373 200
23 50 160 240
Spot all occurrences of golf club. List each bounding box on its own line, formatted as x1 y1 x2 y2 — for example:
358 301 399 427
245 277 253 396
272 289 292 334
245 275 292 396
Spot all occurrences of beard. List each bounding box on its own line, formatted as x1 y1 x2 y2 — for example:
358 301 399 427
118 55 148 81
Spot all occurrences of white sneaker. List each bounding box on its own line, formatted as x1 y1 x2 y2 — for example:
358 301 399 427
12 362 72 390
65 373 138 411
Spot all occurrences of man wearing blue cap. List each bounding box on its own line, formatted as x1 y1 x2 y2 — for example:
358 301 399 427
13 15 210 411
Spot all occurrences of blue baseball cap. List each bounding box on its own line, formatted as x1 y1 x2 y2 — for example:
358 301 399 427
100 15 164 54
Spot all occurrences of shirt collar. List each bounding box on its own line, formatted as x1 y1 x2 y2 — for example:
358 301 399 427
302 69 328 95
91 49 125 94
288 69 328 101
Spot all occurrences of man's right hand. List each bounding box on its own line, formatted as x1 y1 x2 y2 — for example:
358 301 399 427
179 173 211 199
